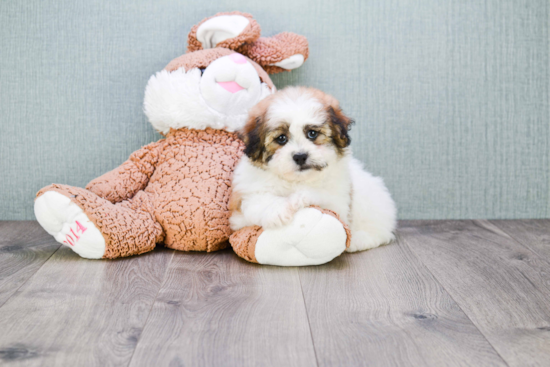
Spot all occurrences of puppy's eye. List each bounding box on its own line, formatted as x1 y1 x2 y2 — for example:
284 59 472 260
275 134 288 145
307 130 318 140
199 68 206 75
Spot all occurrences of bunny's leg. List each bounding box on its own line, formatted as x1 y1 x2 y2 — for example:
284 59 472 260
35 184 163 259
230 206 350 266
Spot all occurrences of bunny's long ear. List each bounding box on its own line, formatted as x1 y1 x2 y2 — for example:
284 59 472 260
239 32 309 74
187 11 261 52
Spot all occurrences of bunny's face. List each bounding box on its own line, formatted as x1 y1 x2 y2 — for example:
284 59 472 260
200 53 269 116
143 12 308 135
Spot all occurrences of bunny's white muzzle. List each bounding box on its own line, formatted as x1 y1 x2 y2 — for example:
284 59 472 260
200 53 264 116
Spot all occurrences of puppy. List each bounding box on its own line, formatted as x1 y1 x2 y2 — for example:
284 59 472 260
230 87 396 252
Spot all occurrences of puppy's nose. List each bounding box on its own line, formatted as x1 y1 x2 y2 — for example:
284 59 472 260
293 153 308 166
229 53 247 64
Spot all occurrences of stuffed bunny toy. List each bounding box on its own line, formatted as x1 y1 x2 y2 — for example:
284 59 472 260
34 11 351 265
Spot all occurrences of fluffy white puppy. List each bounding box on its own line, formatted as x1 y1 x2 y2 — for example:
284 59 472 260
230 87 396 252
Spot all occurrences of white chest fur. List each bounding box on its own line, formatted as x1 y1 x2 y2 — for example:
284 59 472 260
232 155 353 225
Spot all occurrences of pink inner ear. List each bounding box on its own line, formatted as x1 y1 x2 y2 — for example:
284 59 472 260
218 81 245 93
230 53 247 64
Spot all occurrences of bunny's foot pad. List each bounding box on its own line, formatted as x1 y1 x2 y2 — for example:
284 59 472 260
35 191 106 259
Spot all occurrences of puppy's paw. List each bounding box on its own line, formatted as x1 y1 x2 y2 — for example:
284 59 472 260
261 206 296 229
289 190 315 211
258 191 317 229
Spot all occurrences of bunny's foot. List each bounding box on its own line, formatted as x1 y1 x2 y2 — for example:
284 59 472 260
35 191 106 259
230 206 350 266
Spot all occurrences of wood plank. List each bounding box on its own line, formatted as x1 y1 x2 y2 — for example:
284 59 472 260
298 236 505 367
0 244 173 366
129 250 317 367
400 220 550 367
0 221 60 307
490 219 550 259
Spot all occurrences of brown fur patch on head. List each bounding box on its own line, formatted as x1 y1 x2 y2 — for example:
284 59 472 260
328 105 353 153
241 87 354 167
303 123 332 145
262 123 289 162
240 94 290 167
301 87 354 154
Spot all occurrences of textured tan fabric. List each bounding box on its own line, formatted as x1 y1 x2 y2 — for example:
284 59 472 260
86 140 162 203
148 128 244 252
165 48 234 72
33 11 309 260
187 11 261 53
229 225 262 263
37 128 244 258
36 184 163 259
229 206 351 264
184 11 308 75
164 48 274 90
240 32 309 74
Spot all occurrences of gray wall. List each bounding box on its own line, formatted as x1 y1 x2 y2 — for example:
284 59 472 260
1 0 548 220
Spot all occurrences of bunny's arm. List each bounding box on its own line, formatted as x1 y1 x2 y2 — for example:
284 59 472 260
86 140 164 203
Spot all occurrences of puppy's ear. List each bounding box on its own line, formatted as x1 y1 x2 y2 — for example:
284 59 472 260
187 12 261 52
328 105 354 150
240 109 266 162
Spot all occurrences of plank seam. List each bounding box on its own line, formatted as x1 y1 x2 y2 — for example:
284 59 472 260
0 242 62 310
126 249 176 367
484 219 550 295
397 227 511 367
298 270 321 367
488 220 547 260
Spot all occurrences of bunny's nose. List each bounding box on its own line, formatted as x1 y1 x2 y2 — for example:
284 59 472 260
229 53 247 64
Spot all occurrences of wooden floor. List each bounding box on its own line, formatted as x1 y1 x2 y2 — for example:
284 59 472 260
0 220 549 366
